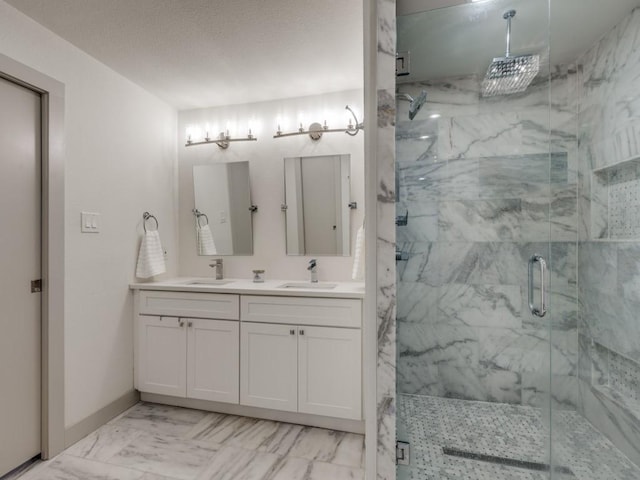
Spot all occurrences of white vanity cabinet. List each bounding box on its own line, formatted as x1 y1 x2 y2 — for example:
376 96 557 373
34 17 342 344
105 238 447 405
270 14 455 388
136 291 240 404
137 315 187 397
240 322 298 412
240 295 362 420
297 325 361 419
132 283 364 429
187 318 239 402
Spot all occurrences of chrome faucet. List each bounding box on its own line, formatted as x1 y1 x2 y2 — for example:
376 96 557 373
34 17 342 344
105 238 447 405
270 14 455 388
209 258 223 280
307 259 318 283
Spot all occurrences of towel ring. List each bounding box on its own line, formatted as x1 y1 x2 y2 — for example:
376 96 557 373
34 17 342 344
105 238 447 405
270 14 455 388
142 212 159 232
197 214 209 227
192 208 209 227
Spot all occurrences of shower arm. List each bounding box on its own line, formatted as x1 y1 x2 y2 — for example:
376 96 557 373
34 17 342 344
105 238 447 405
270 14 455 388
396 93 414 103
504 9 516 58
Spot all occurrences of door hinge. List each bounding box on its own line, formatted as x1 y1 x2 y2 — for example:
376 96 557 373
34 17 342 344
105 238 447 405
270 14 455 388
396 52 410 77
31 279 42 293
396 441 410 465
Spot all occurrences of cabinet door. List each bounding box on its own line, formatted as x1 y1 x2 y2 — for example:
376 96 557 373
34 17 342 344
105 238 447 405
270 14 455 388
137 316 186 397
187 319 239 403
240 322 298 412
298 326 362 420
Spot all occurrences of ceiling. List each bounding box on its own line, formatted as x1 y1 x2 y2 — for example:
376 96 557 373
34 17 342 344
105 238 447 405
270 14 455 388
7 0 639 108
4 0 364 110
397 0 640 82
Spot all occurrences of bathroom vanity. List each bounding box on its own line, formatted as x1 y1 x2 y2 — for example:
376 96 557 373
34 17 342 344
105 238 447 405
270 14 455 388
130 279 365 433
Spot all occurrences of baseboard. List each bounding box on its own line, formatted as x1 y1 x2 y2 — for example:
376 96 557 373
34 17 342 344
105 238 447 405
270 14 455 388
141 392 365 434
64 390 140 448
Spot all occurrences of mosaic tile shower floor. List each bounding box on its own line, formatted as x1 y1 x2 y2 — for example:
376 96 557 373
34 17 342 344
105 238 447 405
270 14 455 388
397 394 640 480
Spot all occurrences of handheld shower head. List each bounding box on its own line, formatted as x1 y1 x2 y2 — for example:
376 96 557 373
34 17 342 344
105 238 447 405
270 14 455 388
396 90 428 120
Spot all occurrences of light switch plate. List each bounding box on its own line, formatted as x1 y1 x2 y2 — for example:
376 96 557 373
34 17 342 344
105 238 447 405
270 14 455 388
81 212 101 233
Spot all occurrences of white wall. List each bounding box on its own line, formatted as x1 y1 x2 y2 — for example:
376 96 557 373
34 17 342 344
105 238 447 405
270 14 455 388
0 1 178 428
178 90 365 281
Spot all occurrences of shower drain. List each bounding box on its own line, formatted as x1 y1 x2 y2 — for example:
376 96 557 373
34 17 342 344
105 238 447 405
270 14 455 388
442 447 575 476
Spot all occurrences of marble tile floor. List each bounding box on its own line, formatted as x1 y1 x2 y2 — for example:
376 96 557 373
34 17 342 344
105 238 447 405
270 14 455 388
397 394 640 480
5 402 365 480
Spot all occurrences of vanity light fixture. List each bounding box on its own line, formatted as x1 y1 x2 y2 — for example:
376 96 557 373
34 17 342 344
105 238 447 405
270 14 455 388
185 128 257 149
273 105 364 140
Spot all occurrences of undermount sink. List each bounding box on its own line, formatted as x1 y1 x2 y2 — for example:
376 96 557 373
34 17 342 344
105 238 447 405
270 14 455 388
277 282 337 290
184 279 235 286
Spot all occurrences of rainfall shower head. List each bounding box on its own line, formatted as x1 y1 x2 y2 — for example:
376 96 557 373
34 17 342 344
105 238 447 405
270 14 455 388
396 90 428 120
481 10 539 97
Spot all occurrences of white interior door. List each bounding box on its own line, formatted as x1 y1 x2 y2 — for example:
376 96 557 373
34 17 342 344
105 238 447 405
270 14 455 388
0 76 42 476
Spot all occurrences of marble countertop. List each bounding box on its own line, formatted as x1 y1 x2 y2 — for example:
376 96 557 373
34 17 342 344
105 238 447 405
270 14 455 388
130 277 365 299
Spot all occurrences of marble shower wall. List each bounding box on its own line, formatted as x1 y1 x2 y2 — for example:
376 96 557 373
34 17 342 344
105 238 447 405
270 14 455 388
577 6 640 467
396 65 580 409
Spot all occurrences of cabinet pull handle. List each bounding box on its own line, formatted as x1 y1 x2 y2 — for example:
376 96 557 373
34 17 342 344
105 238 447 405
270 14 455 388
290 329 295 335
299 329 305 335
188 321 193 327
179 319 185 327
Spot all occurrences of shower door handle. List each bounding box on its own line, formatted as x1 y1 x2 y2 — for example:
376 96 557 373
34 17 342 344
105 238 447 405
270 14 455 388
528 254 547 318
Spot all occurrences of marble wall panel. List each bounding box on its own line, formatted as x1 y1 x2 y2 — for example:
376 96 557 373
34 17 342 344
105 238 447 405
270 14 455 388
551 185 578 242
577 333 608 388
522 373 578 410
396 201 438 243
396 160 445 203
578 242 617 295
395 118 438 163
438 199 549 242
437 284 522 329
396 354 443 397
578 382 640 467
397 321 479 370
478 328 576 376
478 154 553 199
441 158 479 200
616 243 640 303
437 365 522 404
576 8 640 468
590 171 609 239
439 112 522 160
395 157 480 203
395 281 438 324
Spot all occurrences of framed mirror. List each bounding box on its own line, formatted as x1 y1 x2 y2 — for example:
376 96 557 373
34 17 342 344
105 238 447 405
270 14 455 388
193 161 254 255
283 154 351 256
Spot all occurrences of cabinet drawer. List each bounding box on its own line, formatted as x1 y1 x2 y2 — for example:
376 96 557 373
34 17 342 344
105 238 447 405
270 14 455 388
139 290 239 320
241 295 361 328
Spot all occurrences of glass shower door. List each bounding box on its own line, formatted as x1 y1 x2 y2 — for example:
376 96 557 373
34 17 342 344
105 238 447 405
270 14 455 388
395 0 556 478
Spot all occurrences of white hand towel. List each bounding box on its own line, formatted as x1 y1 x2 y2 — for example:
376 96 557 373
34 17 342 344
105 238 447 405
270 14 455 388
197 224 217 256
351 224 365 280
136 230 166 278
